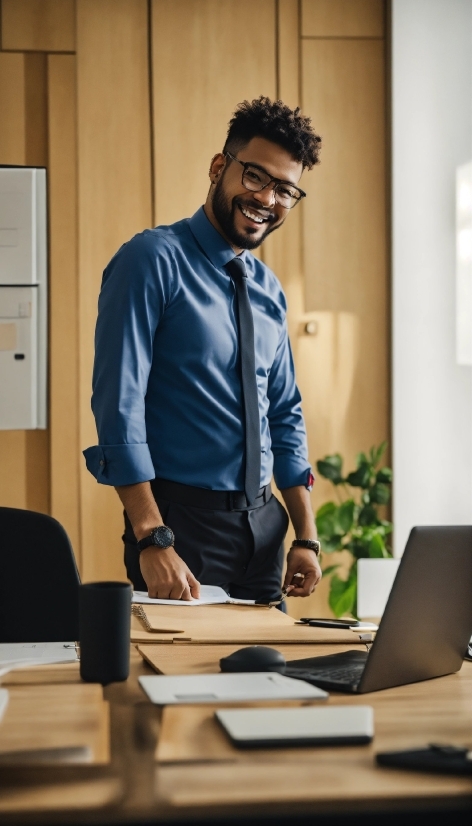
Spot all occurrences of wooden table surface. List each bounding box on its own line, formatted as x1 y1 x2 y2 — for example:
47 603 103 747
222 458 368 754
0 640 471 823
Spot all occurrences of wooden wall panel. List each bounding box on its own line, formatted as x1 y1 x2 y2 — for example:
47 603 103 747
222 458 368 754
261 0 304 337
0 52 50 513
0 56 26 511
1 0 76 52
302 0 384 37
151 0 276 226
301 38 388 503
24 53 48 166
48 54 80 560
24 53 51 515
76 0 152 581
0 53 26 162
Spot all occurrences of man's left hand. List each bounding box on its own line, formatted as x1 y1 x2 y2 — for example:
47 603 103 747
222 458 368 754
283 546 322 597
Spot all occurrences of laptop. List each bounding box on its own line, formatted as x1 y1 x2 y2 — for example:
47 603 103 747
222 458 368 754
285 526 472 693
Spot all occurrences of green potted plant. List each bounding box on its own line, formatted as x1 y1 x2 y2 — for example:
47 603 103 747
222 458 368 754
315 442 393 618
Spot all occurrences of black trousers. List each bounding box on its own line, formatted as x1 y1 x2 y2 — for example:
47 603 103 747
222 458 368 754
123 482 289 602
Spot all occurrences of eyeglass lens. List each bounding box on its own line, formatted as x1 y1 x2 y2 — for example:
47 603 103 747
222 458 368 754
242 165 302 208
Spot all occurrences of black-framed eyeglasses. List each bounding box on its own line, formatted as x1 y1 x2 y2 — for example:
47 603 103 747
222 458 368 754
225 152 306 209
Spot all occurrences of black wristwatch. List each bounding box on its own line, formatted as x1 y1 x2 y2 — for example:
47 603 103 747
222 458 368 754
291 539 321 557
136 525 175 552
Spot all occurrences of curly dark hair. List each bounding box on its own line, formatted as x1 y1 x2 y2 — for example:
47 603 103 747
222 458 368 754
223 96 321 170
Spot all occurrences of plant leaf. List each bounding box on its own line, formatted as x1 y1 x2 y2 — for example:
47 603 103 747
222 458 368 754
380 519 393 535
321 536 344 553
358 504 378 526
315 501 337 537
368 532 387 558
316 454 343 484
376 467 392 483
335 499 355 534
370 483 391 505
372 441 387 466
329 570 357 617
346 462 371 488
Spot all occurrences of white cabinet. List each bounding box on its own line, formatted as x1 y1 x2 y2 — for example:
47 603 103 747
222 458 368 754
0 168 47 429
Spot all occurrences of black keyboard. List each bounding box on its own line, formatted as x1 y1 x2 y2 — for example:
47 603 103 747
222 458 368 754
285 662 365 687
285 650 369 691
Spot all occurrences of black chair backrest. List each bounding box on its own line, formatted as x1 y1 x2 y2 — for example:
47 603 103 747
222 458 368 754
0 507 80 642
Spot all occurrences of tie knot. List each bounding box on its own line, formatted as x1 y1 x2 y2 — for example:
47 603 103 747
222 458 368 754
226 257 247 281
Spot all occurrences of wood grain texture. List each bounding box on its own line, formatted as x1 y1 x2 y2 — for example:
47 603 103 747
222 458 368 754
48 55 80 559
1 0 76 52
300 37 389 517
156 662 472 771
0 645 469 818
24 53 48 167
302 0 384 38
0 683 109 762
0 53 26 162
261 0 304 555
0 53 50 511
76 0 152 580
151 0 276 226
24 52 51 515
132 603 367 645
0 779 120 814
0 54 27 509
139 641 364 675
1 661 81 685
156 667 472 807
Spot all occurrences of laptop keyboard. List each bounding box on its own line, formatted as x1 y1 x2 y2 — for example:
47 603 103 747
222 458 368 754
285 663 365 685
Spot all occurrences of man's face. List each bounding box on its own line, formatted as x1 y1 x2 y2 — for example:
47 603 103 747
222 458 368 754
208 136 304 251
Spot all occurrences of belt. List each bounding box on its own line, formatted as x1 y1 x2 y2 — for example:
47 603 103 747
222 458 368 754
151 479 272 512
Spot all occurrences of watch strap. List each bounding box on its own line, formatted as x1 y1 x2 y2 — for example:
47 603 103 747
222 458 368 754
136 525 174 552
291 538 321 556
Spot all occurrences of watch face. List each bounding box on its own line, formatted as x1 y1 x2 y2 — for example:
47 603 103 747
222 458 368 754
151 525 174 548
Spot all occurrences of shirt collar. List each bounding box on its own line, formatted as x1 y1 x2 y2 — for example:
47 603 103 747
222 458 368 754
188 206 249 271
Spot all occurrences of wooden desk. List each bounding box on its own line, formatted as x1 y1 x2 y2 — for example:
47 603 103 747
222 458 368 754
0 642 471 823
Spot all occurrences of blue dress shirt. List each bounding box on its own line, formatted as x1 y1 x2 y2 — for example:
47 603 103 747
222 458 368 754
84 207 311 491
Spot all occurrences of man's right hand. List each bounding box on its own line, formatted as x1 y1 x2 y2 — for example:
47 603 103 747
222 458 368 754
139 545 201 601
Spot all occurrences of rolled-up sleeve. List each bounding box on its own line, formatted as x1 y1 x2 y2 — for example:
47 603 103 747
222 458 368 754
83 232 175 486
267 322 312 490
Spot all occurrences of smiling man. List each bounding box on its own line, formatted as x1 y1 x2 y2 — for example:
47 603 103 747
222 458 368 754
84 97 323 604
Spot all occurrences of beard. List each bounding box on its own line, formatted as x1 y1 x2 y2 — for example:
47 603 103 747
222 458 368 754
212 176 282 250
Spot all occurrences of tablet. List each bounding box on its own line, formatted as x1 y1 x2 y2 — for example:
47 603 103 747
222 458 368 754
139 672 328 705
215 705 374 748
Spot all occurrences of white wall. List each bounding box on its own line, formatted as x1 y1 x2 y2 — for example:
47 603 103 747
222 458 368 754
392 0 472 554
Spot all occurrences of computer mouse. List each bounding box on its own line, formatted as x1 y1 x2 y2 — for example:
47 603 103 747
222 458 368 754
220 646 287 673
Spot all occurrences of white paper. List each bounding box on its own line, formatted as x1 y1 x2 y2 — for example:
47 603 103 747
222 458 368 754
0 642 78 678
132 584 255 606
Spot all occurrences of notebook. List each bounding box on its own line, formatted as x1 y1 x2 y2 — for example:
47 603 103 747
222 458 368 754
139 672 328 705
133 584 255 606
0 642 79 677
216 705 374 748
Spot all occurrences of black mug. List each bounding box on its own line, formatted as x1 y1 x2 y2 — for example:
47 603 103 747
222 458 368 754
79 581 131 685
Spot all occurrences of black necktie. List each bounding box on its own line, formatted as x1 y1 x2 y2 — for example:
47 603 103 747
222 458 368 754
225 257 261 505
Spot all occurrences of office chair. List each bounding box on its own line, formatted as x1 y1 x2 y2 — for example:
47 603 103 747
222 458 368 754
0 507 80 642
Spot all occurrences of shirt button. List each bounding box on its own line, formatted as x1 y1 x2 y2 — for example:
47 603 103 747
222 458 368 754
99 460 104 466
